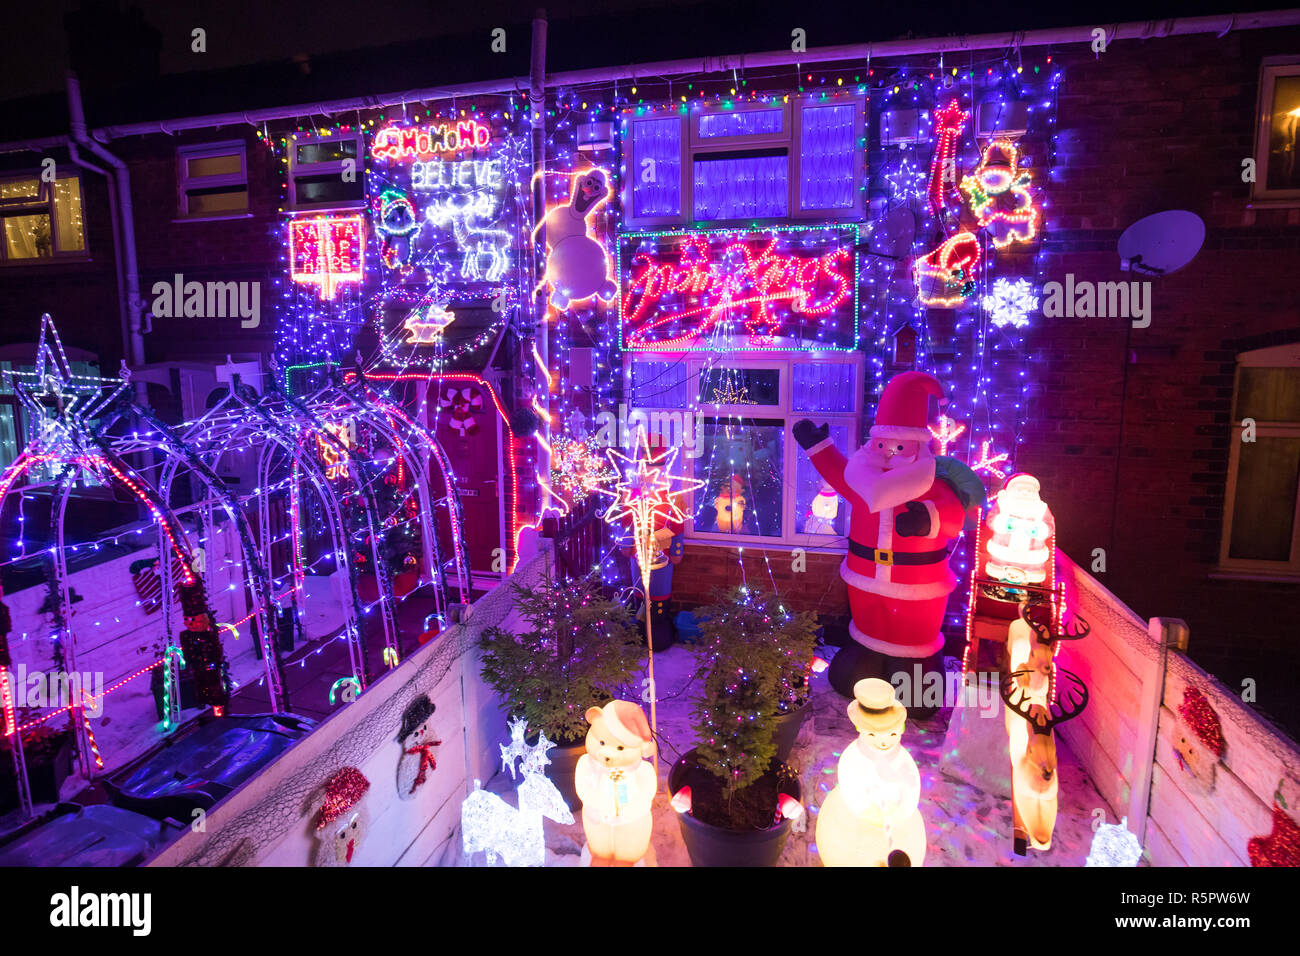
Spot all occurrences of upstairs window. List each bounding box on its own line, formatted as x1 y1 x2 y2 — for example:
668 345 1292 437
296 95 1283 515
1251 57 1300 206
621 96 864 228
288 133 365 210
1220 344 1300 575
178 142 248 218
0 175 86 261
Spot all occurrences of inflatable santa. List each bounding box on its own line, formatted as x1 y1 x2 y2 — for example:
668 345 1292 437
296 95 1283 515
794 371 982 708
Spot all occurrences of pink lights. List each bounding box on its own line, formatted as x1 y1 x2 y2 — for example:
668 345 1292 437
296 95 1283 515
289 216 365 299
370 119 492 163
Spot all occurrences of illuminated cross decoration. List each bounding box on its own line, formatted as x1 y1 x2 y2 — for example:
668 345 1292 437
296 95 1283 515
928 415 967 456
971 439 1011 477
599 428 704 789
403 302 457 344
4 314 128 461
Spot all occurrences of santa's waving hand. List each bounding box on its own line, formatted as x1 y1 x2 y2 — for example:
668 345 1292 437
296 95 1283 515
794 372 978 699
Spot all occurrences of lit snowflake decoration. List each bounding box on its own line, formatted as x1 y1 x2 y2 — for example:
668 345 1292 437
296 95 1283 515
550 434 616 505
982 277 1039 329
1086 817 1144 867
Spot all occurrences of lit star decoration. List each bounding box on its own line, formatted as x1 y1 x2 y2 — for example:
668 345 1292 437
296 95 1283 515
971 440 1012 477
599 428 705 785
928 415 967 455
5 314 128 460
402 302 457 344
982 277 1040 329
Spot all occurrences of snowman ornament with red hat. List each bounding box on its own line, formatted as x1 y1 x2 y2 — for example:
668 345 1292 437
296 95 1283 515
794 371 983 712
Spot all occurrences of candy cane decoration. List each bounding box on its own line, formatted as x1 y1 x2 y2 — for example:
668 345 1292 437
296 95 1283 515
928 99 969 222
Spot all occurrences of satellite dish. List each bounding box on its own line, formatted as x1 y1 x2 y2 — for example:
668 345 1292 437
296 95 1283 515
1117 210 1205 276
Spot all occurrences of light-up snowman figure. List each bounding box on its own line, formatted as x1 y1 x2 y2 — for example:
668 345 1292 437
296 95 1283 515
816 678 927 867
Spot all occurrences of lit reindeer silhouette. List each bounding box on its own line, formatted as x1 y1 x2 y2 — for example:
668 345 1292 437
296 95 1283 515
1004 598 1090 704
461 719 574 866
1001 665 1089 853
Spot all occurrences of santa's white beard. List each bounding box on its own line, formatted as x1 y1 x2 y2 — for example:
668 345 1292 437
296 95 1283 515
844 451 937 513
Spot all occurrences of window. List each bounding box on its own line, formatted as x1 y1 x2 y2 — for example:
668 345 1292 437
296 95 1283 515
177 142 248 217
626 353 862 547
0 175 86 261
1220 344 1300 575
288 134 365 210
621 97 864 228
1251 58 1300 205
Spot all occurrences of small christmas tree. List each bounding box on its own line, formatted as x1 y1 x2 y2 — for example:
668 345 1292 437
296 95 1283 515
691 587 819 809
479 569 642 744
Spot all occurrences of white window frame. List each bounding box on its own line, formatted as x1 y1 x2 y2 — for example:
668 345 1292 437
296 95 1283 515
286 132 365 211
1250 56 1300 207
1218 343 1300 576
177 141 249 219
620 95 865 229
0 173 88 262
624 351 863 550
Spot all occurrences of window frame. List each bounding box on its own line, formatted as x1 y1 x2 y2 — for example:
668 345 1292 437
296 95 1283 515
0 173 89 263
286 132 366 212
176 140 250 220
1250 56 1300 207
620 95 865 230
624 350 863 550
1218 343 1300 576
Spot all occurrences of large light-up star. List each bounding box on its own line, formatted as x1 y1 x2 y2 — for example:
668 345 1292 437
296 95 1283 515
4 314 128 458
600 430 703 535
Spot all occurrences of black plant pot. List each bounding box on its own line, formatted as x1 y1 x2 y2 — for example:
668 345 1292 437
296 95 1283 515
0 733 75 811
545 738 586 811
770 702 808 765
668 753 801 867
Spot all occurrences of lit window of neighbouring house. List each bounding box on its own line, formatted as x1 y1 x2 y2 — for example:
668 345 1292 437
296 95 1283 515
178 142 248 217
0 175 86 260
1221 345 1300 575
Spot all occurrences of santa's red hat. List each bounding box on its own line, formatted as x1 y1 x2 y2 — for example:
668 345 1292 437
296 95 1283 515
870 371 945 443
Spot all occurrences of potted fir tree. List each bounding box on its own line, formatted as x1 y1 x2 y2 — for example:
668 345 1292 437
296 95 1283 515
0 713 75 811
479 568 642 808
669 587 816 866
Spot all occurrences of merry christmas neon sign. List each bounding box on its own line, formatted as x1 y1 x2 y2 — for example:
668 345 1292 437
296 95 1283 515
619 225 858 351
370 119 492 164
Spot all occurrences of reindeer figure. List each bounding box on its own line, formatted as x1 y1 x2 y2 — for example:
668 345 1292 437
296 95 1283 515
461 719 574 866
1001 666 1088 853
1004 598 1090 717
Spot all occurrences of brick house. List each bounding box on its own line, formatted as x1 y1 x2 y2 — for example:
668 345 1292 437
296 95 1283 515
0 8 1298 741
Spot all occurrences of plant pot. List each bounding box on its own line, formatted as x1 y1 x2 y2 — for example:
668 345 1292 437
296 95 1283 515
393 570 420 597
356 574 380 604
543 738 586 811
0 731 75 810
771 701 809 765
669 752 801 867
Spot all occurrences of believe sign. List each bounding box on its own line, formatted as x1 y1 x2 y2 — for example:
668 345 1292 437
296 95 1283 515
618 225 858 351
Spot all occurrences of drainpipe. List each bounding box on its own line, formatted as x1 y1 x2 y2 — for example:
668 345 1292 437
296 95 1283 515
64 142 128 361
530 9 551 492
67 74 147 377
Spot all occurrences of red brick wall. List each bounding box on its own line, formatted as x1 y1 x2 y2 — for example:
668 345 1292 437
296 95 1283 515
1018 29 1300 734
670 544 849 626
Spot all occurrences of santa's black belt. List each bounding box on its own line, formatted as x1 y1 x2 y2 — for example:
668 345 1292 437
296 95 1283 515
848 539 949 566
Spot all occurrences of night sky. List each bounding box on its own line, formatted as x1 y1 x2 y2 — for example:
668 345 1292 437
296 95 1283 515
1 0 1274 103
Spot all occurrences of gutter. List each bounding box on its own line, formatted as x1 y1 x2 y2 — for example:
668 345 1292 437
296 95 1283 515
63 8 1300 143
